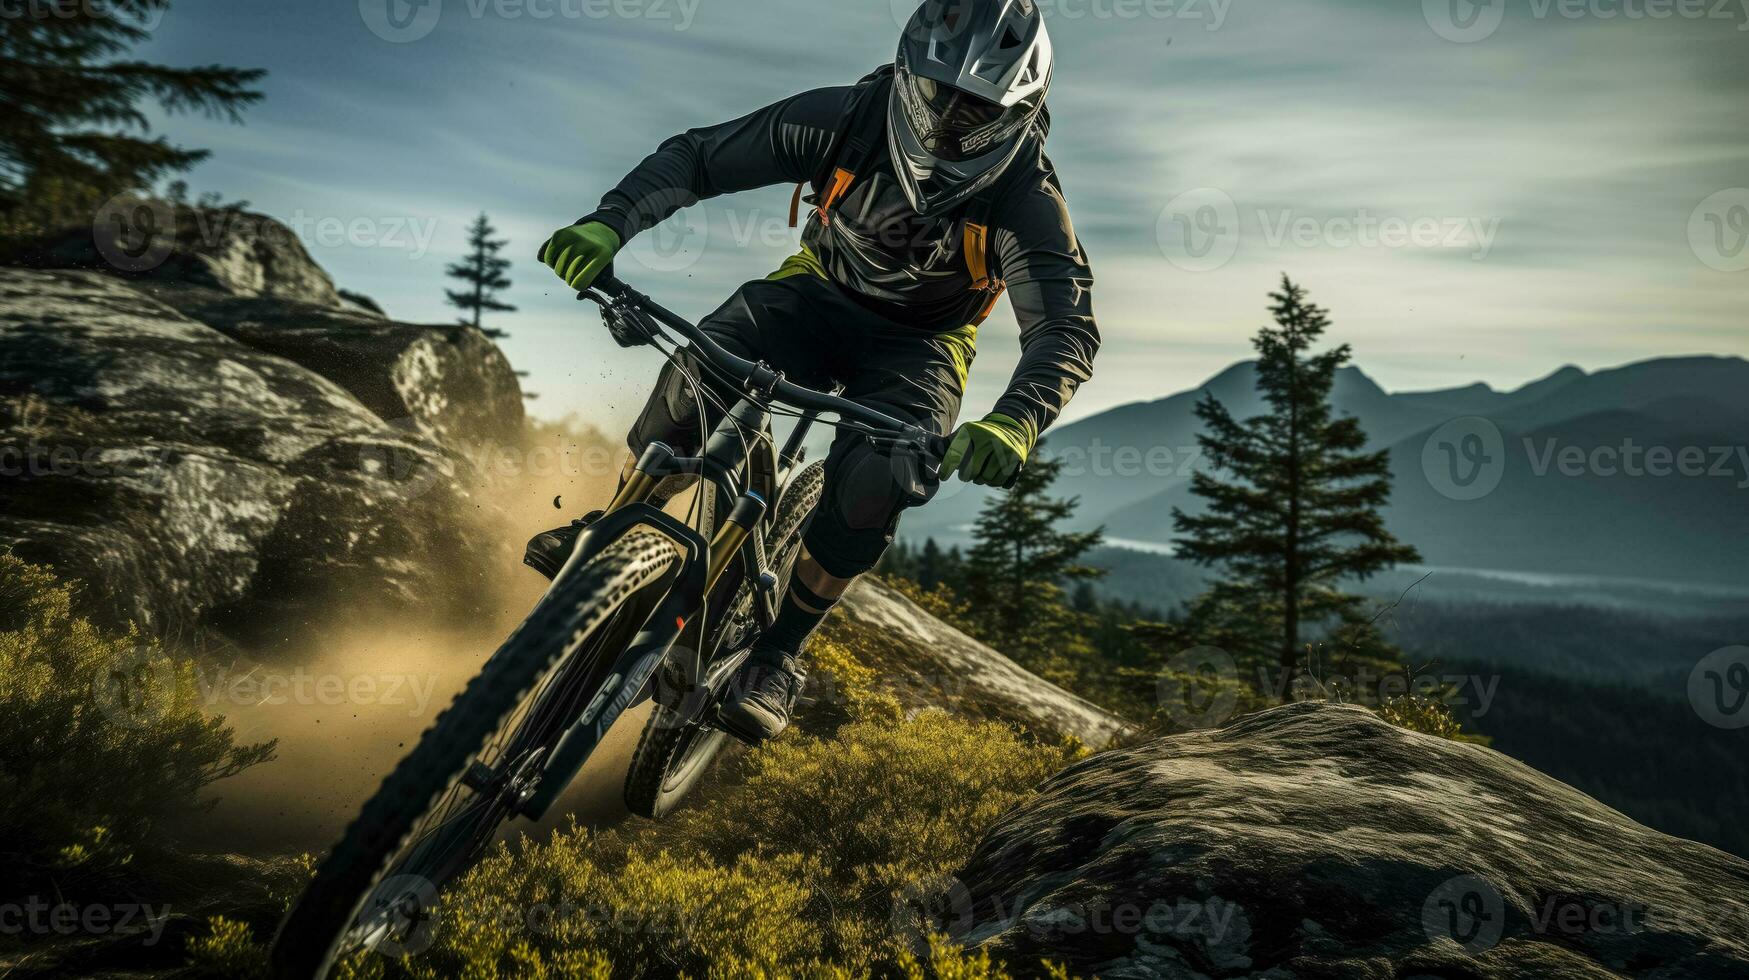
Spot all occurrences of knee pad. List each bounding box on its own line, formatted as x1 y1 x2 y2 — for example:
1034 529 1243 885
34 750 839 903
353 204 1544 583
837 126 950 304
626 349 726 454
803 437 940 578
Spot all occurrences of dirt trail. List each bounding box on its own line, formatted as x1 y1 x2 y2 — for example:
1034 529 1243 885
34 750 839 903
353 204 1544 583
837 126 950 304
179 429 638 857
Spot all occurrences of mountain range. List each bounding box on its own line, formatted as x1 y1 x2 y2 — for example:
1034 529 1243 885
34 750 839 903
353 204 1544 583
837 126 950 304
909 355 1749 587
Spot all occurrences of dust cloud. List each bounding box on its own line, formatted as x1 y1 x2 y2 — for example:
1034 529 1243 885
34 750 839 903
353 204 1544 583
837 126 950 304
179 422 649 857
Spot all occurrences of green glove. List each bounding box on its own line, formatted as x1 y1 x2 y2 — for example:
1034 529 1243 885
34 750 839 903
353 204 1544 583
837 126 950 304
539 221 621 291
940 412 1034 487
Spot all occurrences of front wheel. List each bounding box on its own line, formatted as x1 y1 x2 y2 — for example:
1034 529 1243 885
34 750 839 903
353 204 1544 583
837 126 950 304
623 460 824 818
269 529 681 980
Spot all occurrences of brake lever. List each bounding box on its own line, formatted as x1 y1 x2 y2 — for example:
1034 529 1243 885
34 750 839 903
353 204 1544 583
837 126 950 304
579 288 656 348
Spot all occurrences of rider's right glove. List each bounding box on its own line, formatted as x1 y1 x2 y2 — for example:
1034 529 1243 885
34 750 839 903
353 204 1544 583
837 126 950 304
940 412 1033 488
539 221 622 291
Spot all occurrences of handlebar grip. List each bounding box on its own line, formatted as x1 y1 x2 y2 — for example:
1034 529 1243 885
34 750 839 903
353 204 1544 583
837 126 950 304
574 270 627 303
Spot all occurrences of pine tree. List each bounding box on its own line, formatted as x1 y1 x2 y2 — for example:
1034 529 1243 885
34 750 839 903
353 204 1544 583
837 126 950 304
0 0 264 229
1172 275 1419 674
916 538 945 590
961 443 1105 680
446 212 516 338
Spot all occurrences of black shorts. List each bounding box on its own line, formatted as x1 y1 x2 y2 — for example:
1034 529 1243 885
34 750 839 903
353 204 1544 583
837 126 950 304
629 272 975 577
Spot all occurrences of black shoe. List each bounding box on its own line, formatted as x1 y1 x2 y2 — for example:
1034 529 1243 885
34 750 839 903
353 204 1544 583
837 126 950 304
523 510 604 580
717 645 806 744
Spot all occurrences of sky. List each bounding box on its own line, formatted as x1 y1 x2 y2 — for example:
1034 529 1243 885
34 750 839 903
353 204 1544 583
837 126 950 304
138 0 1748 434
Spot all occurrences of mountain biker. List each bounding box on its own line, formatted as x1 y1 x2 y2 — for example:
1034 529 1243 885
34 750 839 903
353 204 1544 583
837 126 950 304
528 0 1098 743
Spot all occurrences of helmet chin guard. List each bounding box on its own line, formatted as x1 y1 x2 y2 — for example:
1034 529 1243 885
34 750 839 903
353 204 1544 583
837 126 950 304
890 0 1052 215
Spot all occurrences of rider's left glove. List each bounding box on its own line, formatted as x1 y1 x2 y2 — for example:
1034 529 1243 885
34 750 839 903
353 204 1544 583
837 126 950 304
539 221 621 291
940 412 1034 487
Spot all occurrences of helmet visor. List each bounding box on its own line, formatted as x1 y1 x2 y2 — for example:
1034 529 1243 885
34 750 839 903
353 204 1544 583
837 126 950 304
897 69 1028 163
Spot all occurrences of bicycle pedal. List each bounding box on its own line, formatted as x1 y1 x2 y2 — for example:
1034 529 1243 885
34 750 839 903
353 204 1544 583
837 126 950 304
710 705 764 748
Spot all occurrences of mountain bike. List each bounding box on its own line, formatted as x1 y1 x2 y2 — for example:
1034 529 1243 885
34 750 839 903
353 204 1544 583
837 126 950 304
269 273 948 980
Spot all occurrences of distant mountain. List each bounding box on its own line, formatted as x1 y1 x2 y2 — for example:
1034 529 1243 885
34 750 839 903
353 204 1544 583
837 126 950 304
911 355 1749 588
1392 364 1585 417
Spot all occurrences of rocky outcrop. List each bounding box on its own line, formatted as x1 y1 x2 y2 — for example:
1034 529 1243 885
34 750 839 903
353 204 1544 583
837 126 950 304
134 283 524 449
936 701 1749 978
826 576 1131 747
7 201 526 451
7 201 343 308
0 268 497 642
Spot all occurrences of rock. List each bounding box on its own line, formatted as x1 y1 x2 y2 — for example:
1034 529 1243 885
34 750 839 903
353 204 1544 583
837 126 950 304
0 269 490 642
947 701 1749 979
337 288 387 318
5 200 343 309
825 576 1131 747
131 282 525 450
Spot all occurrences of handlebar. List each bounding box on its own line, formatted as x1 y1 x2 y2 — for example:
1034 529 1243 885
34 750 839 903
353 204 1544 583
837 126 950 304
582 273 949 463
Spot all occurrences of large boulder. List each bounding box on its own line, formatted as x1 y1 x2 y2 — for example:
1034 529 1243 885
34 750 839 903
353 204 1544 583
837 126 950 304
134 283 525 449
825 576 1131 747
0 269 492 642
5 201 343 309
946 701 1749 979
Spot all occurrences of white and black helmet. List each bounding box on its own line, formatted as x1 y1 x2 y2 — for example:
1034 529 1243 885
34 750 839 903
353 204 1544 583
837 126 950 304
889 0 1053 216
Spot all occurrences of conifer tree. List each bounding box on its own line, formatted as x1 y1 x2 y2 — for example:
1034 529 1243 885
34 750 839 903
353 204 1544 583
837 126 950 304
0 0 263 228
446 212 516 338
962 444 1104 679
1172 276 1419 673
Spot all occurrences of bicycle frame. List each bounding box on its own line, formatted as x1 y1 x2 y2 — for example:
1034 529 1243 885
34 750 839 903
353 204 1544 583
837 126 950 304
518 393 816 819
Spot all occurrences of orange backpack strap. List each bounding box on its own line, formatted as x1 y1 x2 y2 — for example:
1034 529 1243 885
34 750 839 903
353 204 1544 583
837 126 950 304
792 167 857 229
963 220 1005 324
963 221 992 289
818 167 855 226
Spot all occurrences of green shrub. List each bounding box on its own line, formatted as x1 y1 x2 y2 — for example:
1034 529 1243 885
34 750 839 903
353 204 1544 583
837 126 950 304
394 701 1074 977
186 915 271 980
1376 693 1491 745
188 616 1076 978
0 554 275 890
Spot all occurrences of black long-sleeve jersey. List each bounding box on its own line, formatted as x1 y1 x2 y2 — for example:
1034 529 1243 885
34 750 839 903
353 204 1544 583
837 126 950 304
582 77 1099 439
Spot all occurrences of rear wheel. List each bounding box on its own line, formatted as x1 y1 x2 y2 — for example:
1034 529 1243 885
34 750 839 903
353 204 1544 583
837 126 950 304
269 530 681 980
623 460 824 818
